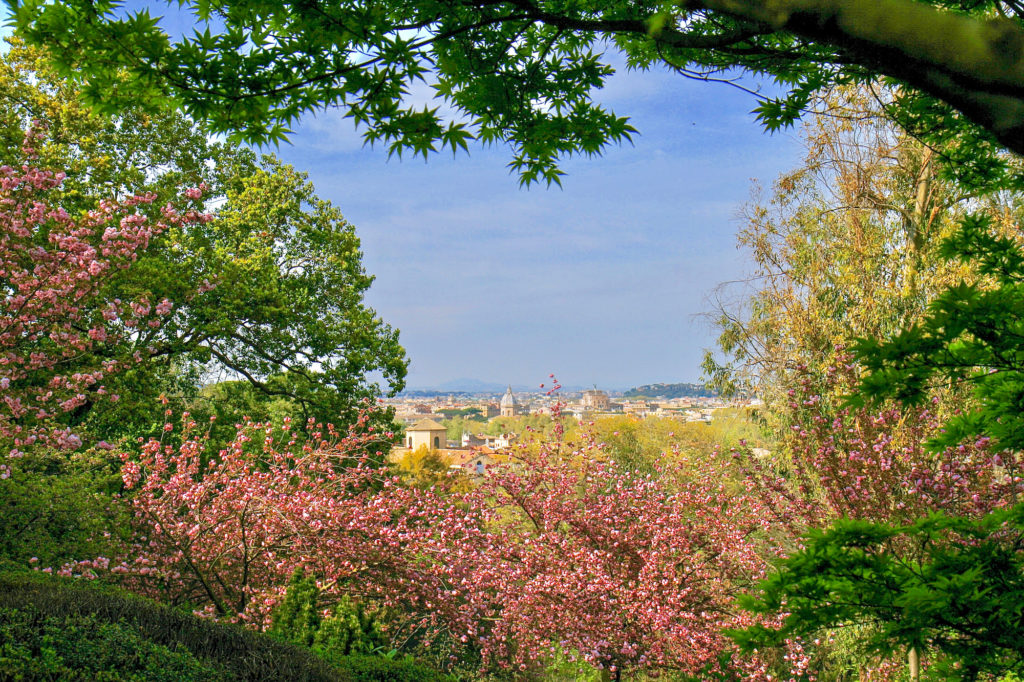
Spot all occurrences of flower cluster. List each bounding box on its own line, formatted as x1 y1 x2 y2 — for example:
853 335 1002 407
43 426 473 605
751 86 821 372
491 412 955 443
734 360 1022 530
91 409 805 679
0 125 210 457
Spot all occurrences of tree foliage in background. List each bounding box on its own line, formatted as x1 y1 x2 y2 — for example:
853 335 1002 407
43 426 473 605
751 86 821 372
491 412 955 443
622 382 717 399
390 444 471 492
703 86 993 414
856 213 1024 455
581 412 763 474
701 84 1024 677
735 361 1023 530
0 41 407 442
9 0 1024 187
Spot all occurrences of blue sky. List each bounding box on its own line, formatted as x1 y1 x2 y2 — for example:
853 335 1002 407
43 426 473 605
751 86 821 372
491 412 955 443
1 13 804 391
272 67 804 390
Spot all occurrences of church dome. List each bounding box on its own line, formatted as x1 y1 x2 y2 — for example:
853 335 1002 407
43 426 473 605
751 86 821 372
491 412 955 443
500 385 518 408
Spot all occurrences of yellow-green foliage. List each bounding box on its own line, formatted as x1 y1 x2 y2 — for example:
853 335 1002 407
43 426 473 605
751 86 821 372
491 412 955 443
391 446 470 492
579 411 768 472
439 415 487 441
484 414 562 437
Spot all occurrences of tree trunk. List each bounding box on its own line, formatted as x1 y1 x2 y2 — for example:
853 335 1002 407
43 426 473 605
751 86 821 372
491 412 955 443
912 148 933 249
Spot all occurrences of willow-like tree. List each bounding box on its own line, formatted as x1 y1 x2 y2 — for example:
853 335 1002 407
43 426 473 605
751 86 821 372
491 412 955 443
702 86 1014 414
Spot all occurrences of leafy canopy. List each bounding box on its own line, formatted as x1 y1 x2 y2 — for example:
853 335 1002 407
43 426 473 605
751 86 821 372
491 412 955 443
0 41 408 441
855 213 1024 453
9 0 1024 186
733 506 1024 680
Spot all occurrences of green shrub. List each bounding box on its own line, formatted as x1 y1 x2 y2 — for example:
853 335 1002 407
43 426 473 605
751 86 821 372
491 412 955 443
313 595 388 656
328 654 458 682
270 569 388 657
269 569 322 648
268 570 456 681
0 571 344 681
0 606 232 681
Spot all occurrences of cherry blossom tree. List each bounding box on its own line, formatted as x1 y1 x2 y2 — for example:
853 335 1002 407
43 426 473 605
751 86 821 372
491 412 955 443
61 402 804 679
359 378 799 678
0 125 209 472
729 358 1023 679
733 359 1023 532
68 409 395 623
408 447 807 679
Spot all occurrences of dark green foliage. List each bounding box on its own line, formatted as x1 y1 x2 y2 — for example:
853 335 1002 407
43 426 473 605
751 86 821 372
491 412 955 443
855 214 1024 452
314 596 389 657
270 569 389 657
268 571 455 681
0 571 346 681
732 506 1024 680
434 407 483 419
0 606 234 681
11 0 1024 188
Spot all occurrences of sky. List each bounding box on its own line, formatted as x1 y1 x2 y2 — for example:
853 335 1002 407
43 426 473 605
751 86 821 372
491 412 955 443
1 13 805 391
270 67 804 390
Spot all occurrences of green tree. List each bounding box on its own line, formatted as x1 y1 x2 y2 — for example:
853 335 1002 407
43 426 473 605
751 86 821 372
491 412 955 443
724 206 1024 678
9 0 1024 185
587 414 679 473
0 41 408 442
391 445 471 492
269 569 323 649
270 569 390 658
0 43 407 573
733 506 1024 680
439 415 485 441
855 212 1024 455
0 446 129 569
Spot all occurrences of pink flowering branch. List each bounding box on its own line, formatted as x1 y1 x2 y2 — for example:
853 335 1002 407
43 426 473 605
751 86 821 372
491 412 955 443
733 357 1023 528
62 395 804 677
0 124 211 460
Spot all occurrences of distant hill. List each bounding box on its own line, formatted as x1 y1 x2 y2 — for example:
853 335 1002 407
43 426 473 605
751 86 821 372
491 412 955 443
399 389 474 398
403 379 621 395
623 382 716 399
403 379 519 394
436 378 509 393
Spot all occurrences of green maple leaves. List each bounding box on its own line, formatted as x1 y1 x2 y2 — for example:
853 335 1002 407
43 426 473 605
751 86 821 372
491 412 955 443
734 507 1024 678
